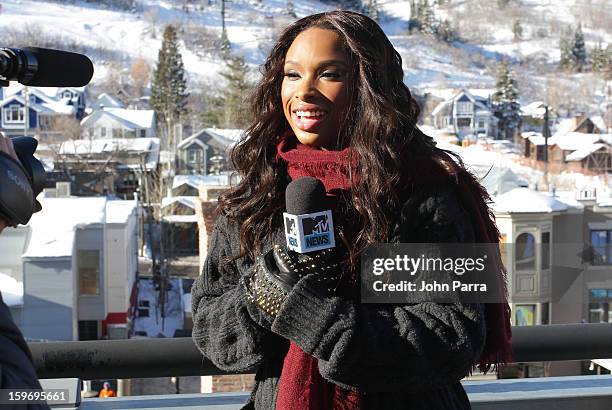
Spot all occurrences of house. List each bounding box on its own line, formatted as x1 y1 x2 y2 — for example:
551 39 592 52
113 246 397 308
520 101 557 133
430 88 499 139
492 186 612 376
11 197 138 341
54 137 160 198
80 107 155 139
171 173 237 197
519 131 612 174
89 93 125 111
0 86 87 141
177 128 244 175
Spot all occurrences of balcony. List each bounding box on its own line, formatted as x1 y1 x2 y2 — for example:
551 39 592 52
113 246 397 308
31 323 612 409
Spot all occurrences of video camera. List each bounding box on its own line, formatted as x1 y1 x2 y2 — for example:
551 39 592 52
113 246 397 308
0 47 94 226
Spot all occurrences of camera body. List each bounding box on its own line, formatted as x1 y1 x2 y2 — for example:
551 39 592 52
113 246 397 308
0 136 46 226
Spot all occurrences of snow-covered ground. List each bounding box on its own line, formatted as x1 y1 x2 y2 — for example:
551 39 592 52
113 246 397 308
132 277 184 338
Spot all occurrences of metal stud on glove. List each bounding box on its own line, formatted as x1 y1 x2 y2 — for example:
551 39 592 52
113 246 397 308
243 244 343 318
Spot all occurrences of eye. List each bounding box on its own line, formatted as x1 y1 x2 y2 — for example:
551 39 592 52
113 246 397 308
283 72 300 80
321 71 342 79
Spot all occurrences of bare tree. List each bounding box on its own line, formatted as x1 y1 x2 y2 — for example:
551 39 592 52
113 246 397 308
130 57 151 99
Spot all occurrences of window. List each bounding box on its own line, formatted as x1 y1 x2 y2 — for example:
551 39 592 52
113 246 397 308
78 250 100 295
137 300 150 317
4 105 24 123
515 232 536 270
62 91 72 99
457 118 471 127
541 232 550 269
515 304 535 326
591 230 612 265
477 119 485 129
456 101 473 115
187 149 202 164
112 128 122 138
588 289 612 323
100 127 107 137
78 320 98 341
139 129 146 138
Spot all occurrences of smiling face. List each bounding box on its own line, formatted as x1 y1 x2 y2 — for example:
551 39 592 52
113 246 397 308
281 27 351 150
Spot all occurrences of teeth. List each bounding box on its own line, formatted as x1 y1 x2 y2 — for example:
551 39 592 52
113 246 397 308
295 110 326 118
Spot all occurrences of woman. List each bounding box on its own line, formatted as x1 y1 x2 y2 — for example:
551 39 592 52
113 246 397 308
192 10 511 410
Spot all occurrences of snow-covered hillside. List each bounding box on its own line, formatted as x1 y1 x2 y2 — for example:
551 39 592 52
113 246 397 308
0 0 610 107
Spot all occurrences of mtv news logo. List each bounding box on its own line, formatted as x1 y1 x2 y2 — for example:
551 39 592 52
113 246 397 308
283 210 335 253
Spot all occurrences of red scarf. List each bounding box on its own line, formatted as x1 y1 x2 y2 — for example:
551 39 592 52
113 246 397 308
274 134 512 409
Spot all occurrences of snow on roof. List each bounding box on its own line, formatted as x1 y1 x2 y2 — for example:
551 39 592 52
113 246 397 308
521 101 546 117
95 93 125 109
22 197 107 259
591 115 607 133
205 128 246 144
161 196 197 210
59 137 158 155
565 143 606 161
419 87 493 102
172 174 230 190
106 200 137 224
0 271 23 307
549 191 585 212
554 117 577 136
178 128 245 150
550 132 602 151
102 107 155 129
3 84 85 99
492 188 569 213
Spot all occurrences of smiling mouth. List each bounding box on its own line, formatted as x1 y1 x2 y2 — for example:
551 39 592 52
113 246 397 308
291 110 329 131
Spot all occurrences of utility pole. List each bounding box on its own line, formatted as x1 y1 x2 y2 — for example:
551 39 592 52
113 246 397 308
543 105 550 190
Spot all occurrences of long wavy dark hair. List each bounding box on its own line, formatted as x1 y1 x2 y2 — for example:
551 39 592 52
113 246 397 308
218 10 461 263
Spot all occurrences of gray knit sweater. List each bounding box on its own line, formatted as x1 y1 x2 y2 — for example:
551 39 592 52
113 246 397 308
192 183 486 409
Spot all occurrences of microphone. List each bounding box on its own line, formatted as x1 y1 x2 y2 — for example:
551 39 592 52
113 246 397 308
0 47 94 87
283 177 336 253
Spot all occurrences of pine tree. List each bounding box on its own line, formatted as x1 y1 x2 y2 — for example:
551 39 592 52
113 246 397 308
418 0 435 34
287 0 296 18
559 27 573 71
592 42 605 72
512 20 523 41
492 60 521 140
572 23 587 72
203 54 253 128
150 25 189 147
435 20 456 43
366 0 379 21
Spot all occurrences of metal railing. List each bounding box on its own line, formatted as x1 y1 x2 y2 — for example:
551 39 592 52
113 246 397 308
30 323 612 380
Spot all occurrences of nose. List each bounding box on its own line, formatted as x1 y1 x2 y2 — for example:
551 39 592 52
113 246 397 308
295 75 316 100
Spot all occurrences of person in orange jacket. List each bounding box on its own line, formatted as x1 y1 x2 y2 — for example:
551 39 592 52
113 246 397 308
98 382 116 398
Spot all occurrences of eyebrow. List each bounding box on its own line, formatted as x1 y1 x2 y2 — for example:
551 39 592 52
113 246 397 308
284 59 348 68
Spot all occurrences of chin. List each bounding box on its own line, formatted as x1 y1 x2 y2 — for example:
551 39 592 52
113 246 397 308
294 132 330 149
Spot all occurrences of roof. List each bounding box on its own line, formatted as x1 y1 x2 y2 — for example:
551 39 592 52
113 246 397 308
3 84 85 99
22 197 108 259
58 137 160 170
521 101 546 118
163 215 198 223
105 200 137 224
550 133 602 151
161 196 197 210
0 93 76 116
94 93 125 109
492 188 569 214
81 107 155 130
565 143 607 161
178 128 245 150
172 174 230 190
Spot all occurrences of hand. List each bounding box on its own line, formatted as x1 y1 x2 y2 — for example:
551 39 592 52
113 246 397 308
0 134 18 234
243 245 343 318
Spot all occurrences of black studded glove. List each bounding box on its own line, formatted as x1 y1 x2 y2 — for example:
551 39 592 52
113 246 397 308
243 244 342 317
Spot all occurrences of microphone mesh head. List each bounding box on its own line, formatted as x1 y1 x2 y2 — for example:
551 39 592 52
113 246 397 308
285 177 328 215
23 47 94 87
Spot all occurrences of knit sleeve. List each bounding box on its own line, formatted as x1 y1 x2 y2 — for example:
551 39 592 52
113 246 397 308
270 184 487 392
191 214 283 372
